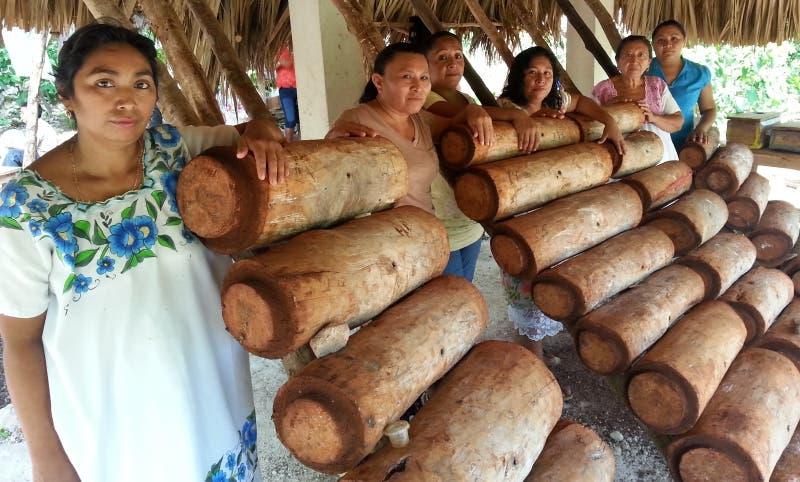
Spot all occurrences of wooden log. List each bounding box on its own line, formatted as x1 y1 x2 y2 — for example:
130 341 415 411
177 138 408 253
221 206 449 358
627 301 747 435
273 276 488 474
750 200 800 267
694 143 754 199
438 118 582 169
566 102 645 141
611 130 664 177
726 172 770 232
719 266 795 343
454 142 613 223
771 423 800 482
525 419 615 482
678 126 721 170
341 341 562 481
533 226 674 322
780 240 800 277
667 348 800 482
677 232 757 299
753 298 800 370
575 264 705 375
621 160 693 211
644 189 729 256
491 182 643 279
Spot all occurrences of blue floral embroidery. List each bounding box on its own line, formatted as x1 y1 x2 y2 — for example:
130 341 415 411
44 212 78 258
108 218 146 258
134 215 158 248
96 256 115 275
151 124 181 148
73 274 92 294
161 171 179 212
0 181 29 218
205 411 258 482
28 198 48 213
29 220 42 236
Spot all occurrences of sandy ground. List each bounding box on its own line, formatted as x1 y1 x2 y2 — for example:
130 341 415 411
0 239 671 481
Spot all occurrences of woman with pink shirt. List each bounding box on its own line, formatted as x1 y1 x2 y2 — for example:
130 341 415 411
276 45 299 142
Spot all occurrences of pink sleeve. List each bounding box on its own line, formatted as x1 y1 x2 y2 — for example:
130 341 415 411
591 79 617 105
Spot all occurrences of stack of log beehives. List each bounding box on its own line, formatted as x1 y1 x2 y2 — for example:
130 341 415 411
176 138 616 480
438 102 800 482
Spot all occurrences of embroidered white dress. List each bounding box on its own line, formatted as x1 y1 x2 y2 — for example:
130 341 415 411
0 124 259 482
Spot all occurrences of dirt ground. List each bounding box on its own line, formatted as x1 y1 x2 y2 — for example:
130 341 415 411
0 239 672 481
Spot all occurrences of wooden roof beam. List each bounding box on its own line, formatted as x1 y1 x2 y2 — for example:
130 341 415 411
408 0 498 107
463 0 514 67
554 0 619 77
330 0 385 68
583 0 622 50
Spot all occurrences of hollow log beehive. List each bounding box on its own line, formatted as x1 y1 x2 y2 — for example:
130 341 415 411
678 127 720 170
525 420 615 482
749 200 800 267
694 143 754 199
726 172 770 232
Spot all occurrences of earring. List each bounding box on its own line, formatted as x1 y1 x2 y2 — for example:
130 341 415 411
66 110 73 119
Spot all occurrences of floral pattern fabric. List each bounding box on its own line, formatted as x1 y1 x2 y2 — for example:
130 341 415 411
502 272 563 341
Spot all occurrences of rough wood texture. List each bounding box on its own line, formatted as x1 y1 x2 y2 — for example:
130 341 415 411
753 298 800 370
611 130 665 177
644 189 729 256
627 301 747 435
771 422 800 482
341 341 562 481
719 266 795 344
726 172 770 232
750 200 800 267
694 143 754 199
566 102 645 141
491 183 643 279
575 264 705 375
667 348 800 482
533 226 675 322
621 160 693 211
221 206 449 358
525 419 615 482
677 232 757 299
438 118 582 169
678 127 721 170
273 276 488 474
454 142 613 222
177 138 408 253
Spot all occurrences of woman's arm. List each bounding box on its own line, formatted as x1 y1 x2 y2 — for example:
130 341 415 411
570 94 626 155
428 103 494 146
234 118 288 184
0 313 80 481
638 102 684 133
690 84 717 144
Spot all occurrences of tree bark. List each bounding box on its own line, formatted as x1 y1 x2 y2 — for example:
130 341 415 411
463 0 514 67
185 0 275 123
22 30 47 166
754 298 800 371
719 266 795 343
771 423 800 482
139 0 224 125
177 138 409 253
552 0 619 77
677 232 757 299
566 102 644 140
408 0 498 106
330 0 385 69
749 200 800 267
644 189 728 256
726 172 770 232
221 206 450 358
620 160 693 211
611 130 664 177
679 126 720 170
695 143 754 199
582 0 622 49
526 420 616 481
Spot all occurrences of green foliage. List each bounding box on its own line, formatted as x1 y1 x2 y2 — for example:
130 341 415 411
0 38 62 128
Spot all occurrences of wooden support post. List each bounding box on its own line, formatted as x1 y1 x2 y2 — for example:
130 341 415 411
582 0 622 49
139 0 225 125
184 0 276 124
408 0 498 106
23 30 47 166
553 0 619 77
330 0 385 68
463 0 514 67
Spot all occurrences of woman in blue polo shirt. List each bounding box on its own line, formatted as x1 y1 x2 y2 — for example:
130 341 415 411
648 19 717 150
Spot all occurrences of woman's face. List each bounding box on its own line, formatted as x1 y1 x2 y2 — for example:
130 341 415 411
652 25 686 62
373 52 431 115
61 42 157 145
523 55 555 105
617 40 652 79
427 36 464 90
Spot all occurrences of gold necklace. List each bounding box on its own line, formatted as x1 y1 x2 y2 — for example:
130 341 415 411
70 137 144 202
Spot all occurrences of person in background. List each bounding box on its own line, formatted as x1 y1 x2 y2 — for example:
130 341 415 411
276 44 299 142
0 21 286 481
1 106 59 168
648 19 717 149
497 46 625 359
593 35 683 164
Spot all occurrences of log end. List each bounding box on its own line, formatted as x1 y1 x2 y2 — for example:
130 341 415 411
491 232 532 278
676 448 749 482
646 217 697 256
576 330 625 375
750 232 792 266
794 271 800 296
726 199 759 232
439 127 479 168
703 169 734 198
177 154 245 238
627 371 693 435
454 172 498 222
222 281 284 358
278 397 351 470
533 280 577 322
679 145 706 170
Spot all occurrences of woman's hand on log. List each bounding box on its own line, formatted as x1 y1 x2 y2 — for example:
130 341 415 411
462 104 494 146
238 118 289 185
510 112 539 153
598 121 627 156
325 120 379 140
532 107 565 120
688 128 709 145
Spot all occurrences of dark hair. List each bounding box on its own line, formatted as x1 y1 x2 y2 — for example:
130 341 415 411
408 16 460 55
499 46 563 111
54 20 159 98
615 35 653 60
652 19 687 39
359 43 424 103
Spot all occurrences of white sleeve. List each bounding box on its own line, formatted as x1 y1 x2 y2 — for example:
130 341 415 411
662 87 681 115
177 125 240 158
0 204 51 317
